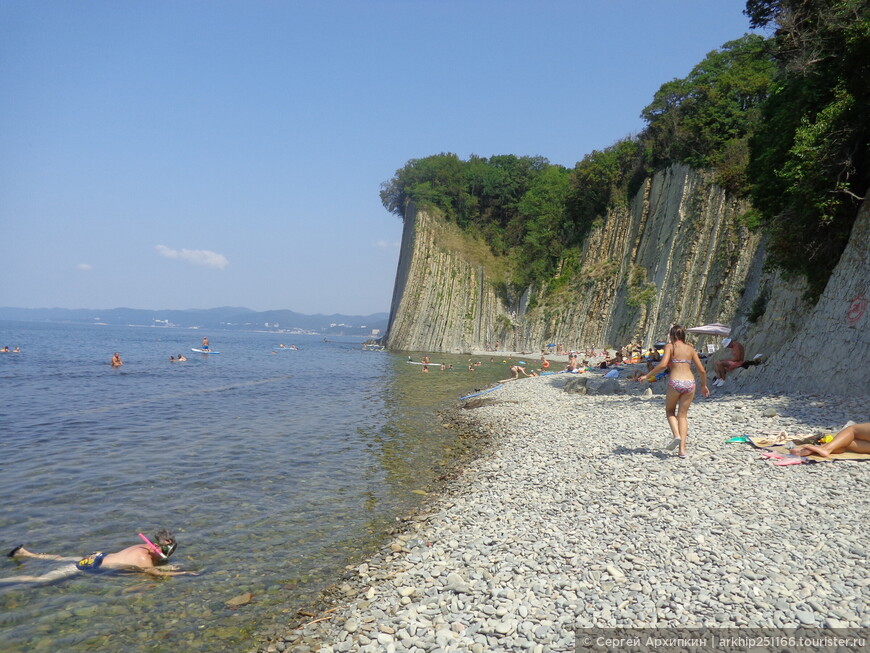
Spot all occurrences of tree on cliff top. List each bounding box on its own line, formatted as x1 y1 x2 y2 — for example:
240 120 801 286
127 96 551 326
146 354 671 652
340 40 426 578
379 7 869 300
380 154 571 288
639 33 775 195
745 0 870 297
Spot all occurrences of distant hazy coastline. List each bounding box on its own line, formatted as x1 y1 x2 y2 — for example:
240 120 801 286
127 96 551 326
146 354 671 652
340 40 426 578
0 307 389 337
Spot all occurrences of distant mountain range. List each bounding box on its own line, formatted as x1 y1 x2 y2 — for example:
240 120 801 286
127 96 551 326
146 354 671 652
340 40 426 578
0 306 389 336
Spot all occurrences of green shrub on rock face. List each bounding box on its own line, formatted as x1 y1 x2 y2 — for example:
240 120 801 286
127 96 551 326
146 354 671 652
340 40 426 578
625 265 658 308
748 287 770 323
566 140 643 241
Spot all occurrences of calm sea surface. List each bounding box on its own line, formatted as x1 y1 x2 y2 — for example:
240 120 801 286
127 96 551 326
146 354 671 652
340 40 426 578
0 322 508 652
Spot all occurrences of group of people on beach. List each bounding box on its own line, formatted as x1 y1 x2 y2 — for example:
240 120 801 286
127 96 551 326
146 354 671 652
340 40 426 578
582 325 765 458
521 325 866 461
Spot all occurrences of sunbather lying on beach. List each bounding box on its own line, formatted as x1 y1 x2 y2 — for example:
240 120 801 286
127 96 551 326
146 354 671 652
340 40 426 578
2 529 195 585
791 422 870 457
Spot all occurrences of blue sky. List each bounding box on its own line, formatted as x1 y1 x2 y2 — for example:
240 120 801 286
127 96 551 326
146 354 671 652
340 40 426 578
1 0 759 315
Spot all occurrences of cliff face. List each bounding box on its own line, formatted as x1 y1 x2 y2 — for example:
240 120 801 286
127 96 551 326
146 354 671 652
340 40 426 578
521 164 761 350
385 164 762 354
385 162 869 396
727 196 870 397
385 203 509 353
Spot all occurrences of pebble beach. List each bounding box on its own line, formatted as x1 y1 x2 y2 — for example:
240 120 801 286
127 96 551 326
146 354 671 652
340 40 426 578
255 370 869 653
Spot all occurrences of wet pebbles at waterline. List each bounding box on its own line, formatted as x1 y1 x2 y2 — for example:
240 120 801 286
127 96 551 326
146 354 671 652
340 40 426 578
259 375 869 652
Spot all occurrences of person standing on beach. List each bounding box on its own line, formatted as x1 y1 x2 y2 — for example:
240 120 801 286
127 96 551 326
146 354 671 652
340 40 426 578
646 324 709 458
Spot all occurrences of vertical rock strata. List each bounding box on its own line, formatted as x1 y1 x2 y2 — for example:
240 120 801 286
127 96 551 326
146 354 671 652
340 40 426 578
520 164 760 350
385 203 508 352
385 164 761 354
731 196 870 397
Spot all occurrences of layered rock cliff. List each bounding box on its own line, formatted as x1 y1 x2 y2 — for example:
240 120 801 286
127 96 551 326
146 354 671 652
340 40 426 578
385 202 509 353
727 196 870 397
385 161 870 397
385 164 761 355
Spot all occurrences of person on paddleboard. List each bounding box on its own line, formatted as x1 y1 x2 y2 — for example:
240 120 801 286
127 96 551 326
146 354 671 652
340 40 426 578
201 337 209 351
3 529 195 585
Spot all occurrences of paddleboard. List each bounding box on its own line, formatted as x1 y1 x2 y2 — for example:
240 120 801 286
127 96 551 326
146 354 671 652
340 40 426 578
460 384 504 400
191 348 220 354
406 361 440 366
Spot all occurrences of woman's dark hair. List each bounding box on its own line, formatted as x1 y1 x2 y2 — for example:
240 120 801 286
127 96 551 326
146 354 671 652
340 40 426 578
669 324 686 343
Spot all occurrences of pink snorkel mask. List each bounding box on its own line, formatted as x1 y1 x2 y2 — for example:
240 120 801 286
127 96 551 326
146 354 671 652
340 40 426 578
138 533 176 560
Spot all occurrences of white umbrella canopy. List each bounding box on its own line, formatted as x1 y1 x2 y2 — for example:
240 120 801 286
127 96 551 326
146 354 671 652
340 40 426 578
686 322 731 336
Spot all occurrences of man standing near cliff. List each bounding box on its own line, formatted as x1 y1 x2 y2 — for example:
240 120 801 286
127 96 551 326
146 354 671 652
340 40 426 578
712 338 744 386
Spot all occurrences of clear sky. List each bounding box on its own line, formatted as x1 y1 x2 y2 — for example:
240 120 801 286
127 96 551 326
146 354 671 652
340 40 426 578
0 0 759 315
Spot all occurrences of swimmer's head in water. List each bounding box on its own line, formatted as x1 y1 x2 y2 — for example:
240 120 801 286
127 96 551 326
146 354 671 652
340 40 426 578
153 529 177 559
140 530 177 562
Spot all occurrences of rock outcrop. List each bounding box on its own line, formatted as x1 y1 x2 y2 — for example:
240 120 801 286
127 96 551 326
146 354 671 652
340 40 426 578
384 164 869 397
726 196 870 397
385 204 508 353
386 164 760 354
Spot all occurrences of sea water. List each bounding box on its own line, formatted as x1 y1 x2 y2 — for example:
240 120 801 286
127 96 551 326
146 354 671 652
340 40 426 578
0 322 509 652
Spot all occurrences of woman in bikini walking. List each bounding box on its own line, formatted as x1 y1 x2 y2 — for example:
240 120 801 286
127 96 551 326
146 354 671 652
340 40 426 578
646 324 710 458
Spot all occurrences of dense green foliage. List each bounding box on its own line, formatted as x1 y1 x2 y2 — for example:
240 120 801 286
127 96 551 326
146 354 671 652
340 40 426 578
380 154 566 287
381 2 869 298
745 0 870 297
380 148 644 289
640 34 775 194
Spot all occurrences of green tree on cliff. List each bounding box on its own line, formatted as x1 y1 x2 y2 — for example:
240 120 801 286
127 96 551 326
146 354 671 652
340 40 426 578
566 139 643 242
745 0 870 297
379 153 472 224
512 165 571 286
640 33 775 194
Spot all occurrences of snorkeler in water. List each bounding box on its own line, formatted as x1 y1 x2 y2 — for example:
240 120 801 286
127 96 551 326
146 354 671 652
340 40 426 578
2 529 196 585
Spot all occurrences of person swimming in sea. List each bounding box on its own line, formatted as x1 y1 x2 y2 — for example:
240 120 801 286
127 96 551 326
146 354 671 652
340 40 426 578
2 529 196 585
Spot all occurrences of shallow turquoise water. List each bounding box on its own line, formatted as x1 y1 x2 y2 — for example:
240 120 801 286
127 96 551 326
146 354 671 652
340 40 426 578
0 322 508 652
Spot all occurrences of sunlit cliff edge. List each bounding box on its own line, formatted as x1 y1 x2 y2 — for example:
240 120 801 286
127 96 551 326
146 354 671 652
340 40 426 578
384 163 870 397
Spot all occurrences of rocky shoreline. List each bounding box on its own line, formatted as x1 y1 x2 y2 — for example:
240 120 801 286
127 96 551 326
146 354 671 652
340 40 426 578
253 374 869 653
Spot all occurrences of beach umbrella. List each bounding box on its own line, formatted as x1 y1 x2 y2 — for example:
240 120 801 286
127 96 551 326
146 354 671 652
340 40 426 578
686 322 731 336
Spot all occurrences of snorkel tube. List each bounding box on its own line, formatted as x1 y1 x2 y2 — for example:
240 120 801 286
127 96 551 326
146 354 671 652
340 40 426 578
138 532 173 561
